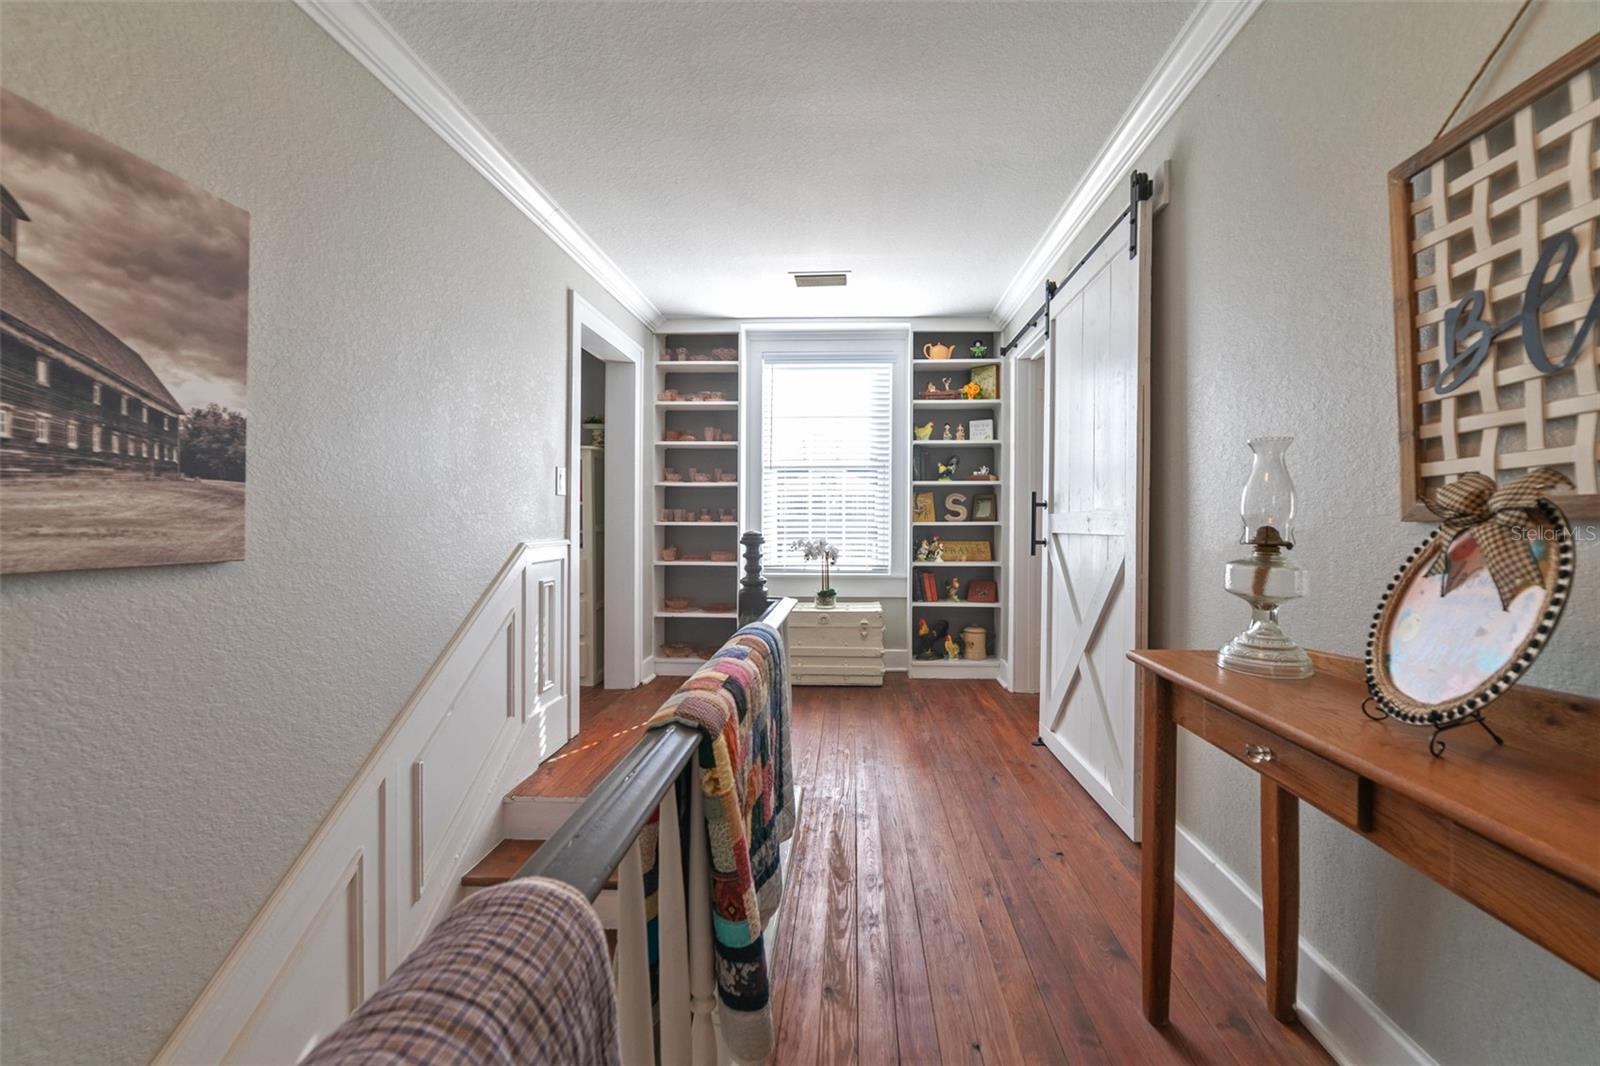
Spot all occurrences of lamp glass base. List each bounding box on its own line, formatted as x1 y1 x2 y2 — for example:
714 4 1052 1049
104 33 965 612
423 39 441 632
1217 618 1313 679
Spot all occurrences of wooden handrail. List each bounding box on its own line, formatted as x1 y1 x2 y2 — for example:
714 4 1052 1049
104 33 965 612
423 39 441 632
516 594 796 900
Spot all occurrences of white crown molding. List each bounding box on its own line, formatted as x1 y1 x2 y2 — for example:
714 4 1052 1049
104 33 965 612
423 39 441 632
992 0 1262 328
296 0 663 330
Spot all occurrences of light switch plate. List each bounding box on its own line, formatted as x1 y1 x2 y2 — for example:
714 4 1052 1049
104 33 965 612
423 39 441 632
555 466 567 496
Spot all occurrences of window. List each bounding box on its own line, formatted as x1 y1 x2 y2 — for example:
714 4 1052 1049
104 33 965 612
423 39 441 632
120 395 129 416
141 439 149 458
34 413 49 444
760 354 897 574
141 405 148 423
0 406 11 438
92 382 102 405
111 432 120 454
66 420 78 449
163 415 170 431
35 357 49 386
92 425 103 452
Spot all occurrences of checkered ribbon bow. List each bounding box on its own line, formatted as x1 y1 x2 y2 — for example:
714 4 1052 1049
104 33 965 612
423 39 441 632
1424 467 1572 608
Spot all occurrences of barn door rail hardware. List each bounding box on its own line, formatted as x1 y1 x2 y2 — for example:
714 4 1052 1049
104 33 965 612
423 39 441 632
1000 169 1153 359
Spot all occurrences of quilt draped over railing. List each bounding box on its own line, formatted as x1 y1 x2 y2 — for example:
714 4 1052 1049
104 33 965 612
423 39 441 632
644 620 794 1062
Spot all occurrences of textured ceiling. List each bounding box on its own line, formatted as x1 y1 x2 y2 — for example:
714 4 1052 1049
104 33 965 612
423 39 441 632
373 1 1198 321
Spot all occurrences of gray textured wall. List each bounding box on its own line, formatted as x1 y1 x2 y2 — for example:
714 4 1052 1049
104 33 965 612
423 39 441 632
0 3 650 1063
1007 4 1600 1062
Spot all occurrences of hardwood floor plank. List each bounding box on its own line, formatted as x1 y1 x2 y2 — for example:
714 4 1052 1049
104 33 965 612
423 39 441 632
817 691 861 1065
853 694 899 1066
902 681 1066 1064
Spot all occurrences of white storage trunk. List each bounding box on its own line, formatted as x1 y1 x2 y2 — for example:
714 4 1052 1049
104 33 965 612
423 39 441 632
789 601 885 686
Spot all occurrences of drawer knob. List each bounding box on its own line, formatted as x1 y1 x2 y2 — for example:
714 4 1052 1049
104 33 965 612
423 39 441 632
1243 743 1275 765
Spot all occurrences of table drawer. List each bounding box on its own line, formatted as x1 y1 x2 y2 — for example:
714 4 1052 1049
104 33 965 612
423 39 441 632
1200 700 1369 830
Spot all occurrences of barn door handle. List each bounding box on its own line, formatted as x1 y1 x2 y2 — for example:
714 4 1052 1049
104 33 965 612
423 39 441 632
1030 492 1048 556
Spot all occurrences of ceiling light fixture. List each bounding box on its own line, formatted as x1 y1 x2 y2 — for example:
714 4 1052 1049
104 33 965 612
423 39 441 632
791 271 850 288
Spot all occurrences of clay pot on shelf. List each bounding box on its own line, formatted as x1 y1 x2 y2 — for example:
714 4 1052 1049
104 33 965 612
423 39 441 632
663 597 693 612
663 468 683 482
709 549 736 562
706 602 735 614
961 626 988 660
660 546 680 561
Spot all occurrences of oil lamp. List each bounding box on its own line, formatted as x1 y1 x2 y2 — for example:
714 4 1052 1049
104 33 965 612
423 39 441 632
1218 436 1313 679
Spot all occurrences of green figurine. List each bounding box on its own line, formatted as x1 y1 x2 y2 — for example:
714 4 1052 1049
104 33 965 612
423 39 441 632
970 340 988 359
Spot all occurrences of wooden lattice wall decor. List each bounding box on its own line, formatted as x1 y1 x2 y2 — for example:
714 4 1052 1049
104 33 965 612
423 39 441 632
1389 36 1600 520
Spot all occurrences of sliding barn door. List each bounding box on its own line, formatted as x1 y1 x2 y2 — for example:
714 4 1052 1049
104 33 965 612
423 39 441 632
1038 198 1151 841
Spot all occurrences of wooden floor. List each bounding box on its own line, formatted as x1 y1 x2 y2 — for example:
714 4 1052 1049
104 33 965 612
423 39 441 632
530 676 1331 1065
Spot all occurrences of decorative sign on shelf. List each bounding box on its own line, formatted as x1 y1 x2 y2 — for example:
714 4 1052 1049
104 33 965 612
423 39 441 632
1387 37 1600 520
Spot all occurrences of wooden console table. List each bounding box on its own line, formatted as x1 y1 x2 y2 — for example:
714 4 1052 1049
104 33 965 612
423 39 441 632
1129 649 1600 1026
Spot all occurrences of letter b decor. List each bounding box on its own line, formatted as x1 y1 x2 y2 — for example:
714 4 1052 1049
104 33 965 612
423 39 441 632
1388 38 1599 520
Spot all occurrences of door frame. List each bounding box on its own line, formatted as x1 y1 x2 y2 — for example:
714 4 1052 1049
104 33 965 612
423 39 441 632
1004 330 1047 693
567 291 646 723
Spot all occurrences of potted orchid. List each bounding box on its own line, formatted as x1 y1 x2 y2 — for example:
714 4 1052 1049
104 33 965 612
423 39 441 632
790 538 841 608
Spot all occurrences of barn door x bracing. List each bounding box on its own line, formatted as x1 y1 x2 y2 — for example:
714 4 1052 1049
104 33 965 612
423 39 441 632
1038 189 1152 841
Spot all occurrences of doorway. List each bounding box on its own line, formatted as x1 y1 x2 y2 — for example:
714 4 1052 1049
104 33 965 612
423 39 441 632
567 292 645 747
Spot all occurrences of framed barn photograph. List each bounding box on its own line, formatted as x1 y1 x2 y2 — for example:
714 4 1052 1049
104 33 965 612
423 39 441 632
0 90 248 574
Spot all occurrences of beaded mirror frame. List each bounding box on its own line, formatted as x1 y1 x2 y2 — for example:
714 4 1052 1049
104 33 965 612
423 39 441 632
1363 501 1574 753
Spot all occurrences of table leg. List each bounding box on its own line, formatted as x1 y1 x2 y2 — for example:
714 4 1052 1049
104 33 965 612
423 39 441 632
1140 673 1176 1026
1260 777 1300 1022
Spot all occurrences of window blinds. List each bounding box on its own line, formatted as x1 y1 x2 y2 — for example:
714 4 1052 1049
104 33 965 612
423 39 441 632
761 359 894 573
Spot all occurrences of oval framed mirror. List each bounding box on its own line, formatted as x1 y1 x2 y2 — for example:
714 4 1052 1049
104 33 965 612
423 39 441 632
1364 500 1574 732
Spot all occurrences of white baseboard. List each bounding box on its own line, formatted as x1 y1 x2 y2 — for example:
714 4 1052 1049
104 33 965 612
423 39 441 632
1174 828 1434 1066
885 648 909 672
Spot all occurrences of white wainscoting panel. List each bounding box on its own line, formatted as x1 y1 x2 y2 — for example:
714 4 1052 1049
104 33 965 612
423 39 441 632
156 540 570 1065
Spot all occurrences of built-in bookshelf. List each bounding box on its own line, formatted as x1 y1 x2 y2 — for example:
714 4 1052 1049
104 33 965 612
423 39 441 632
652 332 743 675
908 331 1004 679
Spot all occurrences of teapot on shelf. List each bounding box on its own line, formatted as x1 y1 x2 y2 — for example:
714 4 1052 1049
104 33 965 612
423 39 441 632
922 341 957 360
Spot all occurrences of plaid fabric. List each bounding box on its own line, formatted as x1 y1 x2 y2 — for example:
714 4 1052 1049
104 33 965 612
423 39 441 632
302 878 618 1066
644 620 793 1064
1425 467 1571 607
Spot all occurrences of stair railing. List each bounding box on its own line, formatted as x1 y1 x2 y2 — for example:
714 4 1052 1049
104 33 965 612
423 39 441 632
518 536 792 1066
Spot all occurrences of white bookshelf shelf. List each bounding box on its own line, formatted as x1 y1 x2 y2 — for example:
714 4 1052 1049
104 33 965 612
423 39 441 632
908 333 1006 673
654 332 743 668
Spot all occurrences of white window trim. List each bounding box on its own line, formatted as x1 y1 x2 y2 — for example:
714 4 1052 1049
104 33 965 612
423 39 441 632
111 432 121 454
34 357 49 386
0 406 11 439
34 412 49 444
92 382 102 405
66 420 78 449
92 425 102 452
120 395 129 416
141 405 148 423
743 325 910 590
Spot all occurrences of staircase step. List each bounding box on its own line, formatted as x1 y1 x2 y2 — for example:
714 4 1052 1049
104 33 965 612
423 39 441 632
461 838 618 891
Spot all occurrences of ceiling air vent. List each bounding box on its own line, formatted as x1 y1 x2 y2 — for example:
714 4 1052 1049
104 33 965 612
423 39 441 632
791 271 849 288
